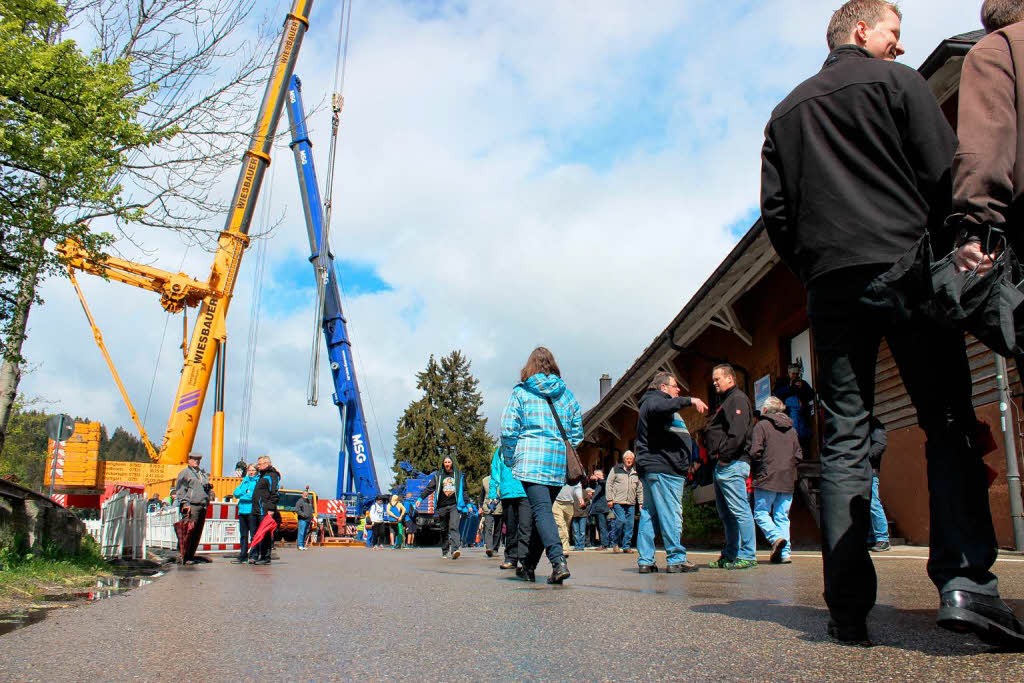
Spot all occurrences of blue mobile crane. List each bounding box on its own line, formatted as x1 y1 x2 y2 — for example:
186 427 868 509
285 75 381 511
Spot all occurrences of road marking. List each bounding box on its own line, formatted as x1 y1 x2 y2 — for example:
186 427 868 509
682 550 1024 563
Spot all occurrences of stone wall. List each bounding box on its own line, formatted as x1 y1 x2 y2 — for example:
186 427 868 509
0 481 85 555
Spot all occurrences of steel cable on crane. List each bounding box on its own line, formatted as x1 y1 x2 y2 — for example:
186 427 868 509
237 159 276 465
307 0 353 406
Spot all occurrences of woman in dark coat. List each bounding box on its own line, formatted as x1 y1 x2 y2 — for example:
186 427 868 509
750 396 803 564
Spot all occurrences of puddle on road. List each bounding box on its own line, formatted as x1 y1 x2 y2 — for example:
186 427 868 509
0 572 165 637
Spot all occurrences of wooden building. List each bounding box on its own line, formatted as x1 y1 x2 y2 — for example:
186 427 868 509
578 30 1024 549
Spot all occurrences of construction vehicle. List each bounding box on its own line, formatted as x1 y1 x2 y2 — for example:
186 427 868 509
284 75 381 511
56 0 317 481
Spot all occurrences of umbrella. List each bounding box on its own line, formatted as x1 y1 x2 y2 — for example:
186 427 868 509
930 229 1024 357
248 512 278 548
174 515 196 562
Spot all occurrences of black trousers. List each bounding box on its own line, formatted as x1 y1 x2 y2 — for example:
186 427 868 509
504 497 531 564
588 511 609 547
436 505 461 555
482 513 502 552
237 511 254 560
253 512 273 561
809 267 998 627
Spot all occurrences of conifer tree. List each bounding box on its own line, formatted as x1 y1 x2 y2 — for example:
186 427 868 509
392 351 495 491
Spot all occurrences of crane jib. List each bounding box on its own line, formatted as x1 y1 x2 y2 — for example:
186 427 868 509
191 299 218 365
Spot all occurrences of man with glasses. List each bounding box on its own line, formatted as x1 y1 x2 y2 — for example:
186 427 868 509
707 364 756 570
634 371 708 574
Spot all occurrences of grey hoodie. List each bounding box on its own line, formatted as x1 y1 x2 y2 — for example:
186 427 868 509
175 465 211 508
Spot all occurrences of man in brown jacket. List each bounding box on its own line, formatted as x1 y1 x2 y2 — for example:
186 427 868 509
942 0 1024 649
750 398 802 565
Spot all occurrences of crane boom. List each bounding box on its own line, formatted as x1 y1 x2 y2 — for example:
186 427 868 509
59 0 317 471
285 75 381 505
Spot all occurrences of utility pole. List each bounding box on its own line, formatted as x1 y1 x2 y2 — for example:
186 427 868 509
994 354 1024 551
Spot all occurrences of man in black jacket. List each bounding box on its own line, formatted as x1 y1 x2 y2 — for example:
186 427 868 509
251 455 281 565
634 371 707 574
760 0 1014 647
706 364 756 570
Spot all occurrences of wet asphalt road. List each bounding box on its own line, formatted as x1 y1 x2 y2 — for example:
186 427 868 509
2 545 1023 681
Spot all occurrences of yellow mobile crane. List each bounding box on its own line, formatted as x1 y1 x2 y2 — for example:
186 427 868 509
59 0 317 478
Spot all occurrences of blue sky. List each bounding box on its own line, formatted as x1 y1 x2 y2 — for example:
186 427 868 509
24 1 986 494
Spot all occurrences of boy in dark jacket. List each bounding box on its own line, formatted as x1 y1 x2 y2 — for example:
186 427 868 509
634 371 708 573
750 397 803 564
759 0 1014 647
707 364 756 570
416 455 467 559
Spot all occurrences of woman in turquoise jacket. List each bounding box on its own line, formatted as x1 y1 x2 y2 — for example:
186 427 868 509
231 464 258 563
487 446 530 571
500 346 583 584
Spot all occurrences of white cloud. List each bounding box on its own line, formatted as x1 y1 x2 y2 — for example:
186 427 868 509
22 0 983 494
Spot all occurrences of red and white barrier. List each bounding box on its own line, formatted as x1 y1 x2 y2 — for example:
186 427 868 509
145 502 240 554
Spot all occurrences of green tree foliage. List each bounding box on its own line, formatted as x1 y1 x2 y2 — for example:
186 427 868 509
392 351 495 491
0 401 48 489
0 398 146 491
0 0 163 336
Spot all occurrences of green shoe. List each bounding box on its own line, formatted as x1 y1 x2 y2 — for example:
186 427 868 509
708 556 730 569
725 559 758 570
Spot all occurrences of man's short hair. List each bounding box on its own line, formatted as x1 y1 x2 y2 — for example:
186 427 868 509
649 370 677 390
712 364 737 380
982 0 1024 32
826 0 902 50
257 455 270 464
761 396 787 415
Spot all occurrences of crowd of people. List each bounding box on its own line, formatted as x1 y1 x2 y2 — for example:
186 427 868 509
397 0 1024 649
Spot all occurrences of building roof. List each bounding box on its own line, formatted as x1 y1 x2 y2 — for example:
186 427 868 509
583 221 778 441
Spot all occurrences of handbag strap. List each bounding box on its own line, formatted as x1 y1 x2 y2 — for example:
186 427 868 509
544 397 571 443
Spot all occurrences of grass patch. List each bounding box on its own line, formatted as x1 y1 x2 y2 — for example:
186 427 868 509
0 531 110 607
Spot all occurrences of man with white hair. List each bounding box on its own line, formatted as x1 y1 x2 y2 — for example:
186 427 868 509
606 450 643 553
749 397 802 565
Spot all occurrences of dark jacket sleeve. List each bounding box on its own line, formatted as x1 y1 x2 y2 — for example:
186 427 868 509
868 422 887 470
761 123 796 270
266 472 280 510
898 68 957 238
418 473 437 500
950 35 1017 237
749 421 767 462
720 394 752 461
643 393 692 418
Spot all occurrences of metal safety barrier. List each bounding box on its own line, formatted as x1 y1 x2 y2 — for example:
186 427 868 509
99 489 147 560
144 502 240 554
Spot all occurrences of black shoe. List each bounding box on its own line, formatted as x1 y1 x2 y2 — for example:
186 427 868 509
638 564 659 574
515 565 536 582
937 590 1024 650
547 562 570 584
770 538 788 563
230 557 247 564
253 559 271 566
485 549 494 558
666 561 699 573
869 541 891 552
827 620 872 647
499 561 516 570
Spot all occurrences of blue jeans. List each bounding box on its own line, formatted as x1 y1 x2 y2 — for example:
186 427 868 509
752 489 792 560
868 474 889 543
636 473 688 567
714 461 756 561
612 503 636 550
571 516 586 548
297 518 309 549
523 482 565 569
